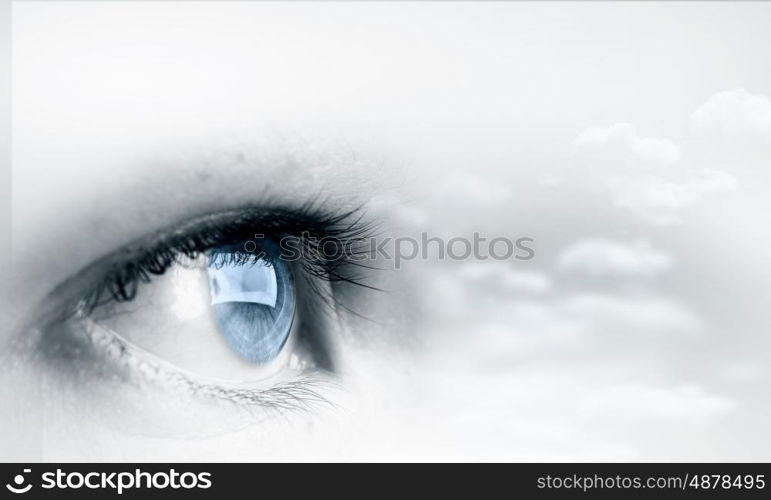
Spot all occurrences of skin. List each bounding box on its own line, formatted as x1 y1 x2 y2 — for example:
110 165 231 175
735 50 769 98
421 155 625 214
4 2 771 461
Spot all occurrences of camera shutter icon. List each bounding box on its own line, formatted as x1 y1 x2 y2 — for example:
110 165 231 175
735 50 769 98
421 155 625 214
5 469 32 494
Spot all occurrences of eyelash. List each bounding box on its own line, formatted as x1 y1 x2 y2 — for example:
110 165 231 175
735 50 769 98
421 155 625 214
74 203 378 317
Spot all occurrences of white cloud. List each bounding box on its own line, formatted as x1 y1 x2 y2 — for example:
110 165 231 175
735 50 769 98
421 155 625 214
690 88 771 141
575 123 681 167
603 169 737 225
573 123 737 225
424 281 701 364
561 293 702 337
579 384 735 426
433 171 512 205
557 238 673 278
456 262 551 294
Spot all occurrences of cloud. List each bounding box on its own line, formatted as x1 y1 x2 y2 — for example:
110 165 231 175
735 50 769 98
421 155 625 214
456 262 551 294
575 123 681 167
573 123 737 225
689 88 771 142
602 168 737 225
424 281 701 365
432 171 512 205
579 384 735 426
557 238 673 278
560 293 701 338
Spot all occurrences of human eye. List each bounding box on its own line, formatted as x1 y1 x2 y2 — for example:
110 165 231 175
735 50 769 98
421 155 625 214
31 204 377 418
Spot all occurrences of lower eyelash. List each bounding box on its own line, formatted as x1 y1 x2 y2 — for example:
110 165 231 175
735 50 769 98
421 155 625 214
196 377 337 414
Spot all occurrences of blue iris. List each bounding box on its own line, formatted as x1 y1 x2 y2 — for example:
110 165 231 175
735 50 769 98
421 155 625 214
206 244 295 364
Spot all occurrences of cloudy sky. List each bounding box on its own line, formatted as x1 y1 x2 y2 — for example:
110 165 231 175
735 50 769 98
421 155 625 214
392 85 771 460
372 4 771 458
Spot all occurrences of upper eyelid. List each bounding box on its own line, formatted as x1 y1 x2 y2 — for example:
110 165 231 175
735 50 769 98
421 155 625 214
89 204 366 270
35 203 374 327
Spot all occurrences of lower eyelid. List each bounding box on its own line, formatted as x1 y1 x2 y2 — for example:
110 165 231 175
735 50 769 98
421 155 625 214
82 315 319 394
31 276 343 418
28 309 334 417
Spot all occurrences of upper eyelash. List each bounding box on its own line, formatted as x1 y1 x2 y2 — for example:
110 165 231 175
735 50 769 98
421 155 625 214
72 202 379 317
